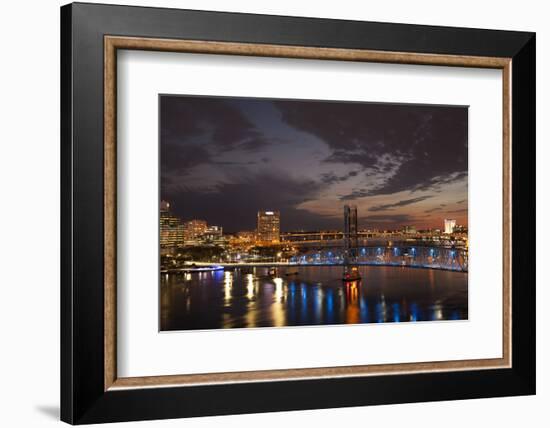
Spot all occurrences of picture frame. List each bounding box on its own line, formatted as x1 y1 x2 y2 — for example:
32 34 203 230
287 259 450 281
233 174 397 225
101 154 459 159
61 2 535 424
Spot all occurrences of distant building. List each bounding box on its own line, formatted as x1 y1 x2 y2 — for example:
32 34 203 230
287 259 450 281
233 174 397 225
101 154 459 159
202 225 225 245
444 219 457 234
453 224 468 234
160 200 170 212
205 225 223 237
257 210 280 243
183 219 207 241
237 230 256 243
160 201 184 250
403 225 417 235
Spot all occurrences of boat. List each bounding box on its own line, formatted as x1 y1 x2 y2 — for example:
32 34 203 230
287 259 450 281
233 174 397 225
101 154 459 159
342 265 361 281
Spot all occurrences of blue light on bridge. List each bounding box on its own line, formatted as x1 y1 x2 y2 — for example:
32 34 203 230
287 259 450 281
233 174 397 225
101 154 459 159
281 244 466 271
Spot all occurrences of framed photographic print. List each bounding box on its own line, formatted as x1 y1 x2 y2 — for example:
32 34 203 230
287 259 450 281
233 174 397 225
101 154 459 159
61 2 536 424
158 95 469 332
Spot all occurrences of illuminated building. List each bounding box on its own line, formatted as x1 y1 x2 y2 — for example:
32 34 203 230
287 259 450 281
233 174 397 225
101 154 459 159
236 230 256 243
453 224 468 234
257 210 280 243
202 225 225 245
444 219 457 234
183 219 207 241
403 225 417 235
204 225 223 238
159 200 184 249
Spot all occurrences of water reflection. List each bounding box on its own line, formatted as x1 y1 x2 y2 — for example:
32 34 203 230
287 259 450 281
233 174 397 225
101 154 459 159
160 265 468 331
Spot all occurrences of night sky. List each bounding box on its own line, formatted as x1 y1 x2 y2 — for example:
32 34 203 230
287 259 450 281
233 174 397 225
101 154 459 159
160 95 468 232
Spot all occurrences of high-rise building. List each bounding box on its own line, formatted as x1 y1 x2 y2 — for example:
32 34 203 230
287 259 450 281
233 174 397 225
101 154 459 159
183 219 207 241
257 210 280 243
444 219 457 234
160 200 184 248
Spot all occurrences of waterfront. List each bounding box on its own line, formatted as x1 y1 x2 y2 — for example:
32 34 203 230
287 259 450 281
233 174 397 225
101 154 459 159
160 265 468 331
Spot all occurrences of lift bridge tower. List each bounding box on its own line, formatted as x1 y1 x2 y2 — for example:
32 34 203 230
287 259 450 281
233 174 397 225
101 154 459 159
343 205 361 281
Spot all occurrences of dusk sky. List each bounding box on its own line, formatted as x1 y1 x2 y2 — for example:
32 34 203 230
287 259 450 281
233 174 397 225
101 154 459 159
160 95 468 232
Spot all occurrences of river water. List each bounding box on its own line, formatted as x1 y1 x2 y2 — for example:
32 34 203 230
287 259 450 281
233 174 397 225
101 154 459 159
160 265 468 331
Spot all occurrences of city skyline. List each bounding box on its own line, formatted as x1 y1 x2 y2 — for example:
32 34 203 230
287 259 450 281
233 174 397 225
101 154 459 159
161 95 468 231
161 200 463 236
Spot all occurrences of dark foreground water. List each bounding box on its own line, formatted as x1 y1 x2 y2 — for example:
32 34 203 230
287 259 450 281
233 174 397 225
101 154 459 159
160 265 468 331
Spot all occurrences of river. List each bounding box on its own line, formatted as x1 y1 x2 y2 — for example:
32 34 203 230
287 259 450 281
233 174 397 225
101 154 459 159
160 265 468 331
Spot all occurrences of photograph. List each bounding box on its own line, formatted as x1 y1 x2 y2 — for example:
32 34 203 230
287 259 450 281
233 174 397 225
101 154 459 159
159 95 469 331
54 2 537 424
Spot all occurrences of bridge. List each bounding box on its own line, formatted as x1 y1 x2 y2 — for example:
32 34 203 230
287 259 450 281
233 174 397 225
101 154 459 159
173 206 468 273
184 244 467 272
288 245 467 272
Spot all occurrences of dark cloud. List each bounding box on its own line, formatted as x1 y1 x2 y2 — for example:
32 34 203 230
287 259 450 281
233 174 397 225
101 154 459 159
161 143 211 176
409 171 468 193
160 96 273 182
368 196 434 212
425 207 443 213
274 100 468 196
321 170 358 185
161 95 468 230
445 208 468 214
162 171 339 231
211 160 257 166
340 189 370 201
456 199 467 204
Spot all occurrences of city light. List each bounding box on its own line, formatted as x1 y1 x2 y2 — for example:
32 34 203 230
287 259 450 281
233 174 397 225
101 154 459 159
160 201 468 274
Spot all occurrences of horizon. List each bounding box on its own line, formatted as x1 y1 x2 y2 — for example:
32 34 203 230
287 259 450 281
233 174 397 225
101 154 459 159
161 202 464 235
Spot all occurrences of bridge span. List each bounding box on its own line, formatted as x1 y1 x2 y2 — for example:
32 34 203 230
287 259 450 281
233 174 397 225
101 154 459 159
184 244 467 273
